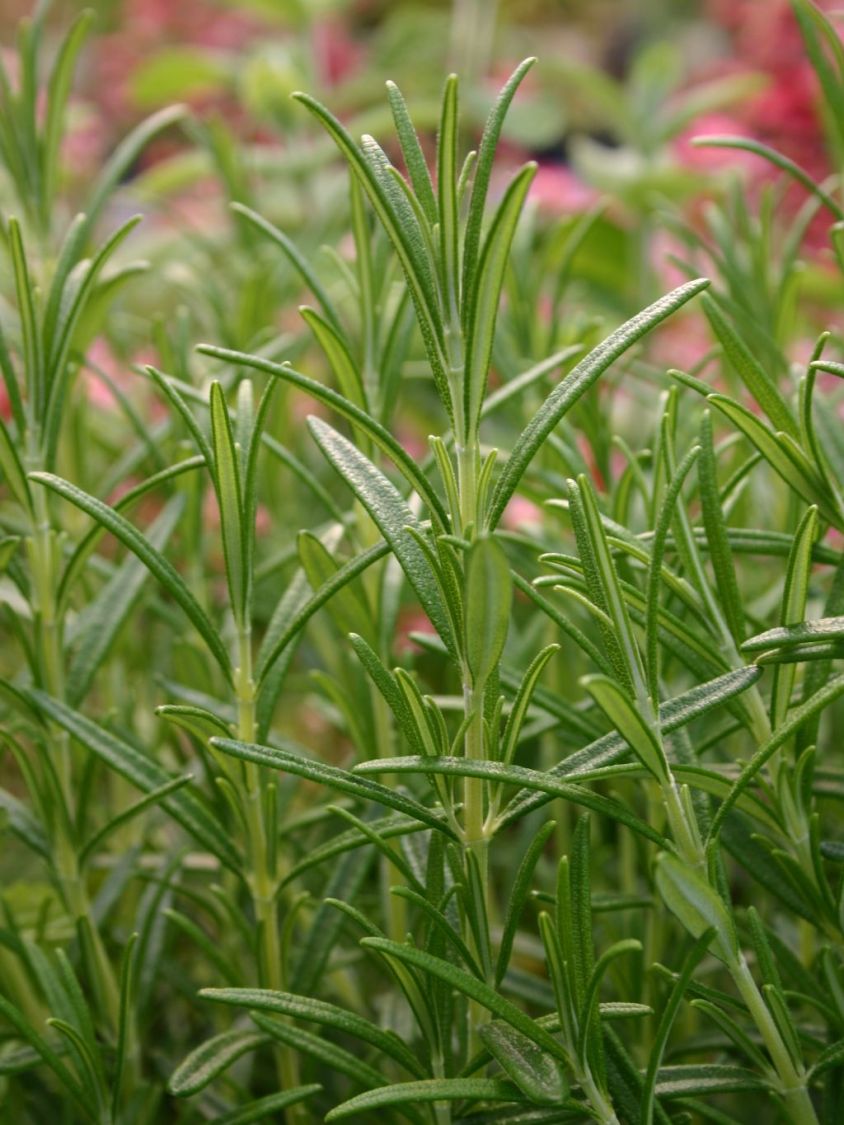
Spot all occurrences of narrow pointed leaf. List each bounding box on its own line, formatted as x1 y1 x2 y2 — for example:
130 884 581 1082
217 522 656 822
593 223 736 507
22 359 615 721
30 472 231 680
26 690 240 871
210 736 456 838
169 1031 268 1097
464 163 536 434
480 1021 568 1105
201 988 424 1078
308 416 454 652
465 536 512 687
326 1079 524 1121
488 279 709 529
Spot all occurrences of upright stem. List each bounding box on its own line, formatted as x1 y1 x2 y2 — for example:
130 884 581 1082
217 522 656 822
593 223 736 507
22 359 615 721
27 466 121 1032
235 628 303 1119
731 956 818 1125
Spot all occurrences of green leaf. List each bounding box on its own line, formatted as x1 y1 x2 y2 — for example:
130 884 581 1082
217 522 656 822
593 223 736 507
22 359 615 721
645 443 700 703
0 995 91 1118
210 381 248 625
298 532 372 641
464 163 536 435
83 105 188 243
500 666 761 826
256 540 389 690
300 306 365 409
438 73 460 323
462 58 536 322
568 473 647 698
210 736 456 838
66 496 182 705
326 1079 523 1121
253 1013 389 1094
743 615 844 653
200 988 425 1078
0 415 33 514
307 416 454 652
465 536 512 687
693 135 844 221
654 853 738 963
582 675 668 783
641 930 714 1125
487 279 709 529
496 821 556 986
480 1021 568 1105
292 91 449 408
355 757 668 847
25 690 240 872
770 506 818 728
80 775 194 865
499 645 559 765
169 1030 269 1097
29 472 232 681
653 1064 771 1097
363 938 570 1065
707 394 841 527
385 80 437 224
702 296 797 437
707 671 844 850
213 1087 323 1125
698 411 744 644
41 11 93 217
198 345 449 531
156 704 231 742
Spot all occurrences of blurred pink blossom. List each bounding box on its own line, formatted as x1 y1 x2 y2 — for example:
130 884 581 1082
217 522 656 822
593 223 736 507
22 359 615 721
529 162 598 215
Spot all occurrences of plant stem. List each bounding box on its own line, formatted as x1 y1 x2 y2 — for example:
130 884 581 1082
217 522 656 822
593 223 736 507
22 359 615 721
731 955 818 1124
235 628 304 1120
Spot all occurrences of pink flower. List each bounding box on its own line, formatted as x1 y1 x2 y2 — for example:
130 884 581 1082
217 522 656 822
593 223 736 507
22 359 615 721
501 496 544 532
529 161 598 215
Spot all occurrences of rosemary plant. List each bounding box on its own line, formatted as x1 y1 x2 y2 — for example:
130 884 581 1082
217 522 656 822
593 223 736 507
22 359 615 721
1 2 844 1123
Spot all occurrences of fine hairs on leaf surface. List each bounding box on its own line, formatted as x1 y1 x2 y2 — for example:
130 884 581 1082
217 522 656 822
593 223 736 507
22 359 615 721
3 7 844 1125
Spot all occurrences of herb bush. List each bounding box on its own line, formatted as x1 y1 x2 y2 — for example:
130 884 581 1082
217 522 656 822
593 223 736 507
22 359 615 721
1 2 844 1122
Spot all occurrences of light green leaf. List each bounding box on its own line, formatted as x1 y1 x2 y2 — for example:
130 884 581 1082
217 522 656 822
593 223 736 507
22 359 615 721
26 690 240 872
654 1064 771 1097
771 506 818 727
214 1087 322 1125
641 929 714 1125
169 1030 268 1097
156 704 231 742
209 736 456 838
464 163 536 435
210 381 248 625
743 615 844 653
582 674 667 783
197 345 449 531
326 1079 523 1121
654 853 738 963
703 296 796 437
66 496 182 705
300 306 365 409
488 279 709 529
29 472 232 681
362 937 571 1065
499 644 559 765
707 393 841 527
698 410 744 644
308 416 454 652
201 988 424 1078
462 58 536 320
480 1020 568 1105
465 536 512 687
386 80 437 224
355 757 667 846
